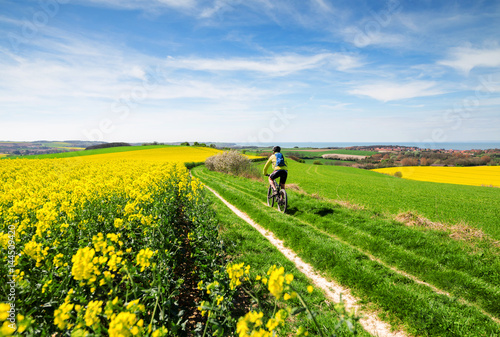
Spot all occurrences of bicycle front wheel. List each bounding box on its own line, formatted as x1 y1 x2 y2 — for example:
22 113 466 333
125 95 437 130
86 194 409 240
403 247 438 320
277 189 287 213
267 185 275 207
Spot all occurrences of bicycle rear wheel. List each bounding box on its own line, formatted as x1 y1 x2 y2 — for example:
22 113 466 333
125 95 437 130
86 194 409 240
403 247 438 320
277 189 287 213
267 185 275 207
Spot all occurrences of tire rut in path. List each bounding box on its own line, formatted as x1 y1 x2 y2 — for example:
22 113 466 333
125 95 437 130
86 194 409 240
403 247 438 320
205 185 407 337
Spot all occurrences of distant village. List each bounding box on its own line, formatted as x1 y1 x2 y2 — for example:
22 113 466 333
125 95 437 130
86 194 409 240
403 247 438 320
343 145 500 168
346 145 499 154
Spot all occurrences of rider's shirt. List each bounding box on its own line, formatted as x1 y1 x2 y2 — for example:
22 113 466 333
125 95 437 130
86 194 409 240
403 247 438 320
263 153 287 175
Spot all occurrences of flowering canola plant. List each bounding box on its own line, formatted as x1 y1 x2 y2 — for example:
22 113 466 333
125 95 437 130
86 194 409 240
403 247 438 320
373 166 500 187
0 157 221 336
198 262 360 337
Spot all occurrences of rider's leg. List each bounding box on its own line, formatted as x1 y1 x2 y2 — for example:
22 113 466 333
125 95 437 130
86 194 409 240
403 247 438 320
268 176 277 191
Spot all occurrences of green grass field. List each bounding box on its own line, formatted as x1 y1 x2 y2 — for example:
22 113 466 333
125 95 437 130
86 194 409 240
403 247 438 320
281 160 500 240
2 145 174 159
244 148 376 158
282 149 377 157
206 190 369 336
192 165 500 336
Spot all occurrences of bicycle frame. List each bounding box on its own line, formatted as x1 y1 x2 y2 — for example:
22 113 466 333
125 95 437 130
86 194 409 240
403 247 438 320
266 175 287 213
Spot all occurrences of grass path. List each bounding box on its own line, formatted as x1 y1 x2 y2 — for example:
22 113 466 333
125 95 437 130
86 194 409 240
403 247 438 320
192 166 500 336
205 184 407 337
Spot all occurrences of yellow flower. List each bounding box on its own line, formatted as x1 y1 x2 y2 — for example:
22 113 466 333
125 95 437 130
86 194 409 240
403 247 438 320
107 254 122 272
226 262 246 290
113 218 124 228
307 286 314 294
237 311 267 337
0 233 9 250
54 301 74 330
267 265 285 299
53 253 66 268
107 233 120 243
23 240 46 267
236 317 249 337
0 303 11 321
71 247 99 284
266 309 287 331
16 314 30 333
92 233 107 253
297 326 309 336
136 248 155 272
247 311 264 327
108 311 140 337
84 300 103 327
152 327 168 337
41 280 52 294
126 299 145 312
0 321 16 336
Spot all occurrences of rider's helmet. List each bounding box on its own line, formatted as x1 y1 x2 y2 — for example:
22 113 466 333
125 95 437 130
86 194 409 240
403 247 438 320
272 146 281 153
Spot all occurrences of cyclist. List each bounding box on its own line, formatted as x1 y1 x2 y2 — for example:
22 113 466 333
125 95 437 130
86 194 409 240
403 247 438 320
263 146 288 196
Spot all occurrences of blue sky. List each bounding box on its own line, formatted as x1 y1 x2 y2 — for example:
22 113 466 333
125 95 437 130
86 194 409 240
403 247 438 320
1 0 500 145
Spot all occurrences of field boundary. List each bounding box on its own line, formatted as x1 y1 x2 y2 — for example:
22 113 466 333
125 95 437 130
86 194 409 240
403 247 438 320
204 185 407 337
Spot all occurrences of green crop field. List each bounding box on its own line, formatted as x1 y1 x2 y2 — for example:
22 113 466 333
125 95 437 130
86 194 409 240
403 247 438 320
282 149 377 157
278 160 500 240
2 145 175 159
192 161 500 336
244 148 376 158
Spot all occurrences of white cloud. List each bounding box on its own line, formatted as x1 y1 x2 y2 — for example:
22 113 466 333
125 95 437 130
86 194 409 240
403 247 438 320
0 26 284 136
439 46 500 74
349 81 444 102
165 53 363 75
319 103 352 111
199 0 232 18
83 0 196 10
342 26 405 48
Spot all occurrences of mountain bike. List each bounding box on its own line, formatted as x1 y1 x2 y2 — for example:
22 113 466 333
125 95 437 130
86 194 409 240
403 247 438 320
265 174 287 213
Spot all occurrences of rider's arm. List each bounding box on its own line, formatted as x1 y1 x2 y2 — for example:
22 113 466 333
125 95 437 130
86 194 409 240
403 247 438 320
263 155 275 175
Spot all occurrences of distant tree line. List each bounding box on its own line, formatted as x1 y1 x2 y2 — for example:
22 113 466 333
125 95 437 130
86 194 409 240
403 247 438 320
180 142 217 148
85 142 131 150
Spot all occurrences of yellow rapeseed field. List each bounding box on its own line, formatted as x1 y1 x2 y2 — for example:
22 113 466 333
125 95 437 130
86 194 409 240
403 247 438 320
78 146 223 162
373 166 500 187
0 158 203 335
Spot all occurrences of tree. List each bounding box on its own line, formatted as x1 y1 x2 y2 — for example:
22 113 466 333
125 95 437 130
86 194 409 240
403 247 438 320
401 158 418 166
481 155 491 164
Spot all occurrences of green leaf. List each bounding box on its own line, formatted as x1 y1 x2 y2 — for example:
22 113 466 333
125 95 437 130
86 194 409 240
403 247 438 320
290 307 306 315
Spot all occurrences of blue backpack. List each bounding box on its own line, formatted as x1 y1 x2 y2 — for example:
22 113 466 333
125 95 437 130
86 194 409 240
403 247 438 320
275 152 286 167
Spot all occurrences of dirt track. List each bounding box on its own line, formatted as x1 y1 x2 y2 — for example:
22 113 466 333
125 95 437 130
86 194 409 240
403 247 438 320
205 185 407 337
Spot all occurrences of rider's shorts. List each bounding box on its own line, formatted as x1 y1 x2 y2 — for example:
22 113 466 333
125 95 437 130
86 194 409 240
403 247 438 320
270 170 288 185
